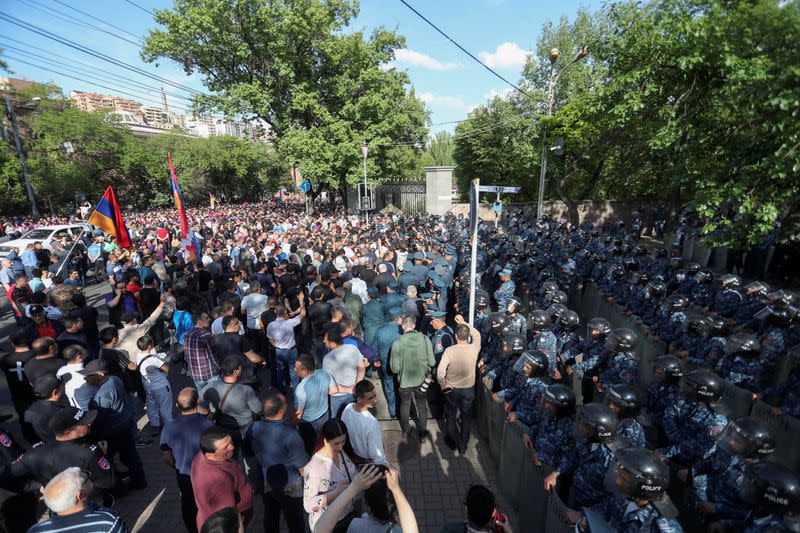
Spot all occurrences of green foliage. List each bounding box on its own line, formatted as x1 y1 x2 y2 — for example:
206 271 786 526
141 0 429 199
421 131 455 167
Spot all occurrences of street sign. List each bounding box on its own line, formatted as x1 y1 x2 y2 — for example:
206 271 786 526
493 201 503 212
299 180 311 193
478 185 521 194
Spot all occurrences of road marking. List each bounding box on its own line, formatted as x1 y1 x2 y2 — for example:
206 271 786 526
131 488 165 533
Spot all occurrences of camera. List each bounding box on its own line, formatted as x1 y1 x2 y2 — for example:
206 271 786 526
418 373 433 393
489 511 507 533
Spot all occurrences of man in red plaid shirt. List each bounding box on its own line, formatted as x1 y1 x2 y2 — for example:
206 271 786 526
182 312 220 390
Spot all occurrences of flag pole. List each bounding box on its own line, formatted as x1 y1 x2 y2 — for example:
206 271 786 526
55 227 87 278
468 178 479 326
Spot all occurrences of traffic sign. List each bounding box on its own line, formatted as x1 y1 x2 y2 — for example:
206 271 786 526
299 181 311 193
493 201 503 212
478 185 521 194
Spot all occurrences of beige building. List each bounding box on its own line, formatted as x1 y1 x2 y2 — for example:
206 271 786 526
71 91 144 119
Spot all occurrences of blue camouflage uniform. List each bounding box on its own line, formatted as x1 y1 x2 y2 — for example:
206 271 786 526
717 354 763 392
743 514 789 533
601 353 638 387
672 331 707 361
627 286 648 316
734 297 765 326
691 447 749 523
512 378 548 428
557 330 582 366
661 399 728 465
495 365 526 401
690 284 715 308
715 288 743 319
530 415 575 473
528 331 559 380
646 382 684 429
691 336 725 369
642 300 665 328
617 417 646 447
758 328 785 373
678 277 697 297
588 494 684 533
494 280 516 312
656 311 687 346
561 441 618 508
574 339 608 376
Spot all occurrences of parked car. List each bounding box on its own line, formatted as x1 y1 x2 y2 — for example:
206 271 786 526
0 224 90 259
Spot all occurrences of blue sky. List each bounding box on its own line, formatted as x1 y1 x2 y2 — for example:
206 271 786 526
1 0 602 133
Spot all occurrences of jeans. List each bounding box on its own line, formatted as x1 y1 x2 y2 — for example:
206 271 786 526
329 393 354 419
176 472 199 533
444 387 475 451
378 357 397 418
193 374 219 393
398 386 428 434
275 346 299 393
145 385 173 428
262 491 305 533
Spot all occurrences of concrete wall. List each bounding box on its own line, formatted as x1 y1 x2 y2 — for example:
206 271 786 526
424 166 454 216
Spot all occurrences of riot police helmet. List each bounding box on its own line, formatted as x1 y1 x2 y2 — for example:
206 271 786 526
633 245 648 257
488 312 511 334
605 328 638 353
666 293 690 312
685 262 701 275
683 369 724 404
528 310 550 332
632 272 650 286
669 257 684 269
744 281 770 297
576 403 619 444
767 289 795 308
559 310 581 332
540 280 560 296
694 270 714 284
605 447 670 501
645 281 667 299
549 290 569 305
685 316 711 335
545 303 568 323
501 333 527 357
543 384 576 417
587 317 612 340
725 332 760 357
475 291 490 308
755 305 794 327
706 315 729 337
515 350 549 378
607 384 642 417
623 258 640 271
653 355 684 383
717 417 776 460
719 274 742 289
740 462 800 517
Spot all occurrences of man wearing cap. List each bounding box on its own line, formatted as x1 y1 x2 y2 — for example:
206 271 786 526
373 307 404 418
81 359 148 490
360 286 386 348
411 251 429 282
24 375 65 442
397 261 418 296
9 406 115 495
494 269 516 312
25 305 65 343
380 280 405 320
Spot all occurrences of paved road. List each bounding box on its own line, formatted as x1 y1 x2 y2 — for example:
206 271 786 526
0 283 515 532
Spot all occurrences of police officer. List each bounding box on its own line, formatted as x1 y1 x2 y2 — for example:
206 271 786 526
606 383 646 447
733 281 770 326
598 329 639 391
485 332 525 385
574 317 612 404
372 307 404 419
646 355 684 444
737 462 800 532
478 312 510 379
426 309 453 420
524 384 576 479
568 447 682 533
718 332 763 392
360 286 387 348
758 344 800 417
671 316 710 361
380 280 405 319
691 315 727 369
714 274 743 318
689 269 715 309
654 294 689 347
9 406 115 495
504 350 549 429
661 369 729 465
528 310 560 382
556 310 582 369
547 403 623 508
494 268 515 312
642 281 668 328
504 297 527 336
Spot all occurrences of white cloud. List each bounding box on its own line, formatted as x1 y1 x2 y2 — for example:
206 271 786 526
478 42 530 70
418 92 476 113
394 49 460 71
485 88 514 101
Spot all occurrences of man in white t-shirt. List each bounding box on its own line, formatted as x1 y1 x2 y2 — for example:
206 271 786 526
341 380 385 464
135 335 173 430
322 325 367 418
56 345 98 410
211 300 245 335
240 281 268 331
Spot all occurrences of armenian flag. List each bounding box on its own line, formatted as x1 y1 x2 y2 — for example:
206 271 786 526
168 153 199 262
87 186 132 249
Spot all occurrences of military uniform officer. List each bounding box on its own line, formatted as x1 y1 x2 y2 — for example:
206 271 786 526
9 406 115 495
379 280 405 320
360 286 387 348
494 268 516 312
373 308 404 418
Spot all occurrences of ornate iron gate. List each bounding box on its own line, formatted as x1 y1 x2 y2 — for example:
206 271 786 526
376 181 426 215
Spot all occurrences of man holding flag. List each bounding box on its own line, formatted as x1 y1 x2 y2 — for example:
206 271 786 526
169 153 201 264
87 186 132 250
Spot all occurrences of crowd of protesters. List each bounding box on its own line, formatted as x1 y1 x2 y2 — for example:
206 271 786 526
0 194 798 533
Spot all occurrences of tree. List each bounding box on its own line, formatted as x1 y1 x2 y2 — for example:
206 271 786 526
141 0 429 205
422 131 455 167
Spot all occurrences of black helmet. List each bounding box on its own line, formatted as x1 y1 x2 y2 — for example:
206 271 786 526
488 312 511 334
666 294 689 312
546 304 569 324
706 315 729 337
605 328 638 353
607 384 642 417
475 291 490 308
549 290 569 305
631 272 651 286
669 257 684 269
623 258 640 271
506 297 521 312
725 332 760 357
755 305 794 327
655 248 668 259
559 310 580 332
717 417 776 460
685 316 711 335
683 369 724 403
719 274 742 289
685 262 701 274
694 270 714 284
744 281 770 297
605 447 670 501
543 384 576 417
528 310 550 332
767 289 795 308
604 235 613 244
516 350 549 377
501 333 527 357
653 355 684 383
540 280 559 296
740 462 800 516
609 263 626 281
645 281 667 299
576 403 619 444
633 245 647 257
587 317 612 340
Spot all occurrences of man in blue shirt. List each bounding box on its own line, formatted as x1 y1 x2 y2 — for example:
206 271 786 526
160 387 214 533
21 243 39 279
248 389 308 533
293 354 334 439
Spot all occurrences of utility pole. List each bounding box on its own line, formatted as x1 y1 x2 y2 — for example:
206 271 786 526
361 143 369 225
4 96 39 218
161 87 169 112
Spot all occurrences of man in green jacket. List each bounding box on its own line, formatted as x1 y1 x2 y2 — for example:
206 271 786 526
390 315 435 439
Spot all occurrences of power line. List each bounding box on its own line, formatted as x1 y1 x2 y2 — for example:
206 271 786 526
0 41 195 104
397 0 528 97
124 0 156 17
378 114 532 147
50 0 145 42
20 0 143 47
0 13 207 96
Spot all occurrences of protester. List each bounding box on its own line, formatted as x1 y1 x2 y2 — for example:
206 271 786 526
390 316 435 439
341 380 386 464
201 355 263 447
323 324 368 418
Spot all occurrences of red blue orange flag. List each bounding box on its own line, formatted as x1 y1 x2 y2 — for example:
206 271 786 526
168 153 198 262
87 186 132 249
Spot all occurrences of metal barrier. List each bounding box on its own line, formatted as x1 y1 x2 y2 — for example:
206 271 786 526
543 490 574 533
486 393 508 464
497 420 529 510
751 400 800 472
721 382 755 419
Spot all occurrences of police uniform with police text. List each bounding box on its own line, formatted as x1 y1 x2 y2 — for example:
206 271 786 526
10 439 115 491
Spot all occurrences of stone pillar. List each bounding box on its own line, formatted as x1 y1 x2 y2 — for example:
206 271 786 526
424 166 454 216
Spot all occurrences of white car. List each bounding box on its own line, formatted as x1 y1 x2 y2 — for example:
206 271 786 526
0 224 90 259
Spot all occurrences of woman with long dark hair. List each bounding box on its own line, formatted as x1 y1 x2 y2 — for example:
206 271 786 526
303 418 365 532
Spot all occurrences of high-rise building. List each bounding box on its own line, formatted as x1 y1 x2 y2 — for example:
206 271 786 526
71 91 144 121
140 106 179 129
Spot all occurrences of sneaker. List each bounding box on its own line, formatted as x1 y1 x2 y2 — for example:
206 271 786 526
136 438 154 448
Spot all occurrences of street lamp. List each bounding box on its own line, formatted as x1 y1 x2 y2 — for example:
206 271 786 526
3 96 39 218
536 47 589 221
361 142 369 224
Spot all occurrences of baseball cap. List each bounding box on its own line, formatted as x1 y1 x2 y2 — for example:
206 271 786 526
29 305 45 315
367 286 378 298
387 307 404 318
50 406 97 435
78 358 109 376
387 280 399 290
500 268 512 276
429 310 446 318
420 292 434 300
413 252 425 261
33 375 61 398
